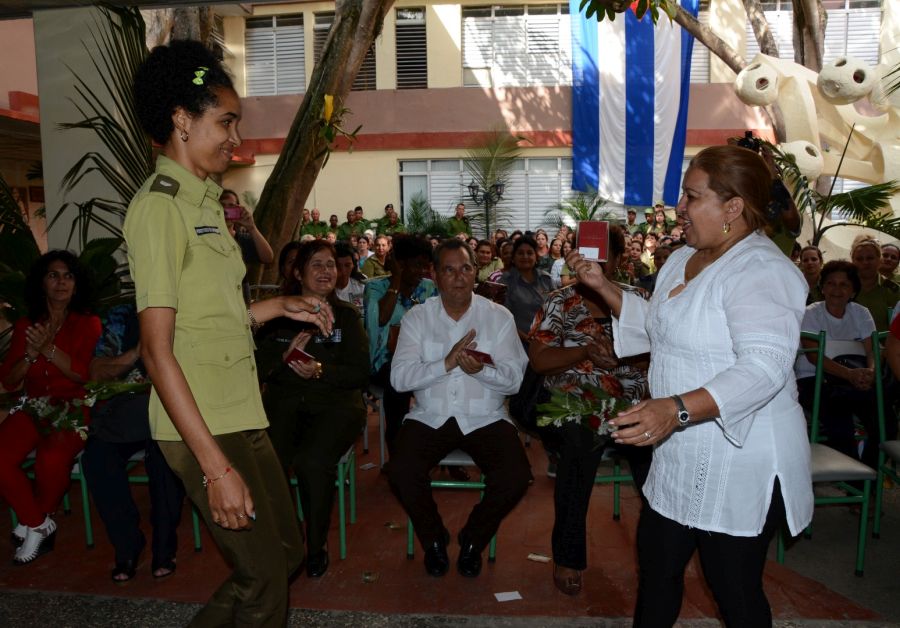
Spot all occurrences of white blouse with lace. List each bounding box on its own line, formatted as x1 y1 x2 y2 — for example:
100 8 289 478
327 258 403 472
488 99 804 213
613 232 814 536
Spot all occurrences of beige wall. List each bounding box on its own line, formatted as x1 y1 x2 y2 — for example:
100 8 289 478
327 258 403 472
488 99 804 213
0 19 37 109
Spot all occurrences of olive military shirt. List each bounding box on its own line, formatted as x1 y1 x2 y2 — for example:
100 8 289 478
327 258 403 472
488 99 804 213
123 155 266 440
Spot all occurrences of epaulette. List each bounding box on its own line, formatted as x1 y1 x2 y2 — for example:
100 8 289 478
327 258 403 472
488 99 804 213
149 174 180 197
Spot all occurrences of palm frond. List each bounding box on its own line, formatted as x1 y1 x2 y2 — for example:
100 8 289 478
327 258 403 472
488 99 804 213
824 182 900 222
405 192 451 237
883 59 900 97
543 189 610 229
52 4 150 249
463 128 529 237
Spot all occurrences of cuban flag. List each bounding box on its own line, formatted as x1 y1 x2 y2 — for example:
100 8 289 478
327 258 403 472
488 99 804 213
571 0 699 206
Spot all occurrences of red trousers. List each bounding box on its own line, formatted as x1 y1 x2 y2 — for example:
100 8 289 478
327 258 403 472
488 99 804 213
0 412 86 527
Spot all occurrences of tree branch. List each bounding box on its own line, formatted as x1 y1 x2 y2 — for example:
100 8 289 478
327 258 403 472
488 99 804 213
743 0 779 57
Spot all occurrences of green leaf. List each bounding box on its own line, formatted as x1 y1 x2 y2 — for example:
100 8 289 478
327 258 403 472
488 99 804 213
635 0 648 20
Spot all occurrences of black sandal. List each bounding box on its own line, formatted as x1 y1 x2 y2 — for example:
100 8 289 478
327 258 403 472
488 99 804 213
152 558 177 579
111 558 138 583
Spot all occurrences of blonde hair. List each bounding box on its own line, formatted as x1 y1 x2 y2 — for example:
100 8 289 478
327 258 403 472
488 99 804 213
850 235 881 260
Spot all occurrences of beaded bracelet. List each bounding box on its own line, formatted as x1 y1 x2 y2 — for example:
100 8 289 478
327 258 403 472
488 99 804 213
247 308 260 332
202 466 232 489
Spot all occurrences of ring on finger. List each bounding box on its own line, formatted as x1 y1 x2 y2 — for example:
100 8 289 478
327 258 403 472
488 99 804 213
237 513 246 519
644 431 652 440
312 302 321 314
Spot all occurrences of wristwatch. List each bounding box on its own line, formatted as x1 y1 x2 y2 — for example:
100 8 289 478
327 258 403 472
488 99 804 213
671 394 690 427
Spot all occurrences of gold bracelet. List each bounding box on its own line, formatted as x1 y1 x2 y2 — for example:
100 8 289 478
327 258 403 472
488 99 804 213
23 353 38 365
313 361 323 379
47 344 57 363
247 308 260 332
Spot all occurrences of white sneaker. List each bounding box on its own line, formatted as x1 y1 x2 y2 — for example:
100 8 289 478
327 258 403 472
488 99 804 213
13 517 57 565
11 523 27 547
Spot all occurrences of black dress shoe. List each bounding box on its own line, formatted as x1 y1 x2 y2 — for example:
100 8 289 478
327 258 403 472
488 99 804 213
457 542 482 577
306 550 329 578
423 541 449 577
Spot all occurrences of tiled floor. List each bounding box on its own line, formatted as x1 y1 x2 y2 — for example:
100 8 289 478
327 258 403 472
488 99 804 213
0 412 888 624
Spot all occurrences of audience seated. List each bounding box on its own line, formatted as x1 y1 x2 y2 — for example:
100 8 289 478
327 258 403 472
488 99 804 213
0 251 102 565
364 235 437 456
498 236 554 343
850 235 900 331
795 260 882 467
256 240 369 578
81 303 185 582
387 239 531 578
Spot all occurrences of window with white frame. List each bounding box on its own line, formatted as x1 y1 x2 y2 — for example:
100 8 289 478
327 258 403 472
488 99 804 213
690 2 711 83
399 157 576 232
396 8 427 89
745 0 882 66
462 4 572 88
314 12 377 91
245 14 305 96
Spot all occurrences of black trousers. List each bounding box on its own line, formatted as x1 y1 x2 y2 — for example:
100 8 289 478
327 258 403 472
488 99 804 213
265 395 365 554
633 480 785 628
797 377 892 468
81 437 185 567
541 421 652 570
372 362 413 458
387 418 532 551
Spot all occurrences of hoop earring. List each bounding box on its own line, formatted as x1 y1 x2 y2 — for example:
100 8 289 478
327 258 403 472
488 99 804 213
180 131 189 142
722 221 731 234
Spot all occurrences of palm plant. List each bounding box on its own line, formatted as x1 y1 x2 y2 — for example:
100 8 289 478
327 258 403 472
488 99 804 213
404 192 451 237
772 132 900 247
543 189 617 230
463 129 527 238
50 4 150 248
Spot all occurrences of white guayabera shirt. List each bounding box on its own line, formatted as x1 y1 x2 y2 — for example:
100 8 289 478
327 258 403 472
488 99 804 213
391 294 528 435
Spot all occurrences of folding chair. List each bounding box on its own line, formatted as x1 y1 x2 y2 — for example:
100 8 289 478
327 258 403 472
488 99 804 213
778 330 876 576
291 445 357 559
405 449 498 562
871 330 899 539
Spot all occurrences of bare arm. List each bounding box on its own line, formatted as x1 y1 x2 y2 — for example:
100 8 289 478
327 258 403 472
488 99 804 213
887 333 900 381
89 346 141 382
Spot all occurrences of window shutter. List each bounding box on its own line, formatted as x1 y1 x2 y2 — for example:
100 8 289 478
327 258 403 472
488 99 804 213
527 12 561 85
396 8 427 89
492 9 527 87
745 10 794 62
245 15 304 96
314 12 375 91
690 10 710 83
462 8 493 70
844 7 881 65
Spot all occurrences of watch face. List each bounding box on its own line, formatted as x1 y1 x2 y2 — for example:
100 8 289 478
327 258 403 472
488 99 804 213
677 410 690 424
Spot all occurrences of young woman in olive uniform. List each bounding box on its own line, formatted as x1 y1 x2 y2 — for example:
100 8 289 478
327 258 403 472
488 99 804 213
125 40 332 627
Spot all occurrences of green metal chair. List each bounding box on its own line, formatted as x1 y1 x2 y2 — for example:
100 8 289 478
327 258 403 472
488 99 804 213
778 330 876 576
290 445 357 560
406 449 497 562
593 449 632 521
871 330 899 540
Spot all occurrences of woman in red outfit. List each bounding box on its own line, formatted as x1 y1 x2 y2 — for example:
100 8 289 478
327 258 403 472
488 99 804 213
0 250 101 564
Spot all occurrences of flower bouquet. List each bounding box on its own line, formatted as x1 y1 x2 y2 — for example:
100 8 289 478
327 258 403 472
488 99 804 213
535 375 632 445
0 380 150 440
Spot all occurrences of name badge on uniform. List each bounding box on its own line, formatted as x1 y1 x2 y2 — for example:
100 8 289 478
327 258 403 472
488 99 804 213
315 329 342 343
195 225 220 236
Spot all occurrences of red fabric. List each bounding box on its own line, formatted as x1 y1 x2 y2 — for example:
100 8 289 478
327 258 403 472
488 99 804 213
0 312 100 527
0 412 86 526
0 312 101 399
891 310 900 341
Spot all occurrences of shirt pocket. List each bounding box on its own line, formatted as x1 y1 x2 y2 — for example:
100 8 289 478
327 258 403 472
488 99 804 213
190 335 253 410
423 340 445 362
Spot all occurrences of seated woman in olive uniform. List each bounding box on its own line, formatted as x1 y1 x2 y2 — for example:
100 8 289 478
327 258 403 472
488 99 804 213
255 240 370 578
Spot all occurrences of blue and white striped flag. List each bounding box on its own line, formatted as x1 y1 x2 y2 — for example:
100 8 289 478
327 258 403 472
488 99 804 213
571 0 699 206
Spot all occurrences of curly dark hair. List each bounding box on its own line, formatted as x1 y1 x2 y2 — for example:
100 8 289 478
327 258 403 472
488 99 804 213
512 235 538 257
391 234 433 262
25 250 94 322
819 260 861 298
133 40 234 145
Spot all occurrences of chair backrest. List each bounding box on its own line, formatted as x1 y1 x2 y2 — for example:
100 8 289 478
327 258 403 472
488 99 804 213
799 330 827 442
870 330 890 443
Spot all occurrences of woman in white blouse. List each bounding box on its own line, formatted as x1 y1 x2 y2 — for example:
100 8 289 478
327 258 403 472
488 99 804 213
568 145 813 626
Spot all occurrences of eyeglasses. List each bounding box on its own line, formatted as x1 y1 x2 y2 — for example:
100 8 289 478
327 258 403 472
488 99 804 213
309 261 337 271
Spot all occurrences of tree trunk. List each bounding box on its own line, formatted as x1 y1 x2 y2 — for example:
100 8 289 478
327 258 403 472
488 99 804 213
250 0 394 284
673 5 745 75
792 0 826 72
743 0 779 57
